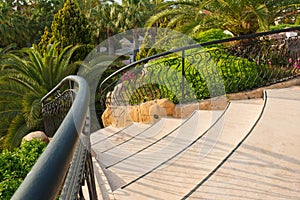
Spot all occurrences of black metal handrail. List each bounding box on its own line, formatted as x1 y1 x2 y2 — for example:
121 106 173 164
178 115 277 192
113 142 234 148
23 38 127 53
11 76 97 200
100 27 300 86
99 27 300 124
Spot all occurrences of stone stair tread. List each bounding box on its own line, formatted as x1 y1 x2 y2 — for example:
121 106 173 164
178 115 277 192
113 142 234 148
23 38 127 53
99 110 223 167
91 122 150 150
188 88 300 199
266 86 300 100
96 118 184 166
93 87 300 199
110 100 263 199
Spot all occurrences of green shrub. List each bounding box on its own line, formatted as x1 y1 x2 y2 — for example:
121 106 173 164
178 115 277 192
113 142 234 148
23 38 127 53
123 45 289 105
129 83 179 105
193 29 232 44
0 139 46 200
295 15 300 25
269 24 299 31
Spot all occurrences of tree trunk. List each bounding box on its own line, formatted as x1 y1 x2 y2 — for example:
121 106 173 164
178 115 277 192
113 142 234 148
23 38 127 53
107 28 115 55
133 29 139 62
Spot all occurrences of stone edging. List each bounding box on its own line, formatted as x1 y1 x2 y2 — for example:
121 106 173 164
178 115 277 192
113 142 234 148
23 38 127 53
227 76 300 100
101 76 300 127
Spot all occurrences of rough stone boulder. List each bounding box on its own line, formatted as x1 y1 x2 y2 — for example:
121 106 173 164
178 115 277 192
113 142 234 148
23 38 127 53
23 131 49 143
111 106 132 128
149 104 167 123
129 105 141 122
139 101 156 123
156 98 175 115
103 98 176 125
102 106 132 128
101 106 115 127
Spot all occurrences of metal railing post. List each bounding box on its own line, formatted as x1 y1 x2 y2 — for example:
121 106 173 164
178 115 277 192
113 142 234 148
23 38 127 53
182 50 185 104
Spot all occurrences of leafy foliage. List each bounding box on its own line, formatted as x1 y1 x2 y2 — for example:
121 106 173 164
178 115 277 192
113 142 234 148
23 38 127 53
146 0 300 36
125 43 293 105
269 24 300 31
192 29 232 43
0 139 46 200
129 83 179 105
38 26 52 55
0 0 62 48
49 0 92 60
0 43 82 149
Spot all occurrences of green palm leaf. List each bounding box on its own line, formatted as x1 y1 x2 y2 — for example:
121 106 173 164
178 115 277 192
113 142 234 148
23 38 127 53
0 43 82 149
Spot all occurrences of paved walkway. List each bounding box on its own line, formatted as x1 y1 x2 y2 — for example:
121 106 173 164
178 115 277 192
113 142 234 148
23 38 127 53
91 86 300 200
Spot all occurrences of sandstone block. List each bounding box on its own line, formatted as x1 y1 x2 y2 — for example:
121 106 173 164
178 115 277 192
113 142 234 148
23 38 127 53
156 98 175 115
101 107 115 127
140 100 156 123
129 105 141 122
173 103 199 118
149 104 167 123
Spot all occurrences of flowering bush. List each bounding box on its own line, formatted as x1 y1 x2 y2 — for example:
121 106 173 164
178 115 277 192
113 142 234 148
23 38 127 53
289 57 300 69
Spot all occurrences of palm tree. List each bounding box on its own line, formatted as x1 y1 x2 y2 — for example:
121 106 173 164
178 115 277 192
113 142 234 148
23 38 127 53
90 2 122 54
205 0 270 35
146 1 205 34
0 44 15 69
146 0 300 36
0 43 82 149
116 0 163 61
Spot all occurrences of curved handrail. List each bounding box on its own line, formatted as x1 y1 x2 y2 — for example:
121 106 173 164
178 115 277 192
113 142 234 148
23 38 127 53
12 76 91 200
100 26 300 89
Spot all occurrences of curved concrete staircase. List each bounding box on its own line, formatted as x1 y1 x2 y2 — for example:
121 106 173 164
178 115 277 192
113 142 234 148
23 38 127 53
91 86 300 200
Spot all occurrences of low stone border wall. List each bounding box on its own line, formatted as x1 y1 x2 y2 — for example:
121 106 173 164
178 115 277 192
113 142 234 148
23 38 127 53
102 76 300 128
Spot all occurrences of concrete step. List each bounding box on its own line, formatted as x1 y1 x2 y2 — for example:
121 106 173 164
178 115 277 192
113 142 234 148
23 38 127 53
187 87 300 199
97 117 185 168
91 122 150 154
99 109 224 163
108 99 264 199
93 86 300 199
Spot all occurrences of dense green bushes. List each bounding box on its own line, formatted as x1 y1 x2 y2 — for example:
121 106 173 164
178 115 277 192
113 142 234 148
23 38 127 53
121 44 289 105
0 140 46 199
269 24 300 31
193 29 232 43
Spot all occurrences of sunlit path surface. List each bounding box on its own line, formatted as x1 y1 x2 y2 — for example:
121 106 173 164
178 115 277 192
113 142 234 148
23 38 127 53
91 87 300 200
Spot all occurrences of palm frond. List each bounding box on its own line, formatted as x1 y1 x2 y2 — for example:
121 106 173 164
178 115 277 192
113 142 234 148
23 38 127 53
4 115 31 150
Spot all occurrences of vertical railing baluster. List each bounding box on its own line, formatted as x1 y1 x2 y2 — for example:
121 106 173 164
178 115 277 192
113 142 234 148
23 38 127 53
181 50 185 104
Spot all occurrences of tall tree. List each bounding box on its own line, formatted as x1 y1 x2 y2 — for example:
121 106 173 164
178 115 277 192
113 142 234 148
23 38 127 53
0 0 62 48
75 0 100 18
90 2 122 54
117 0 162 60
50 0 92 50
146 0 300 36
0 43 82 149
